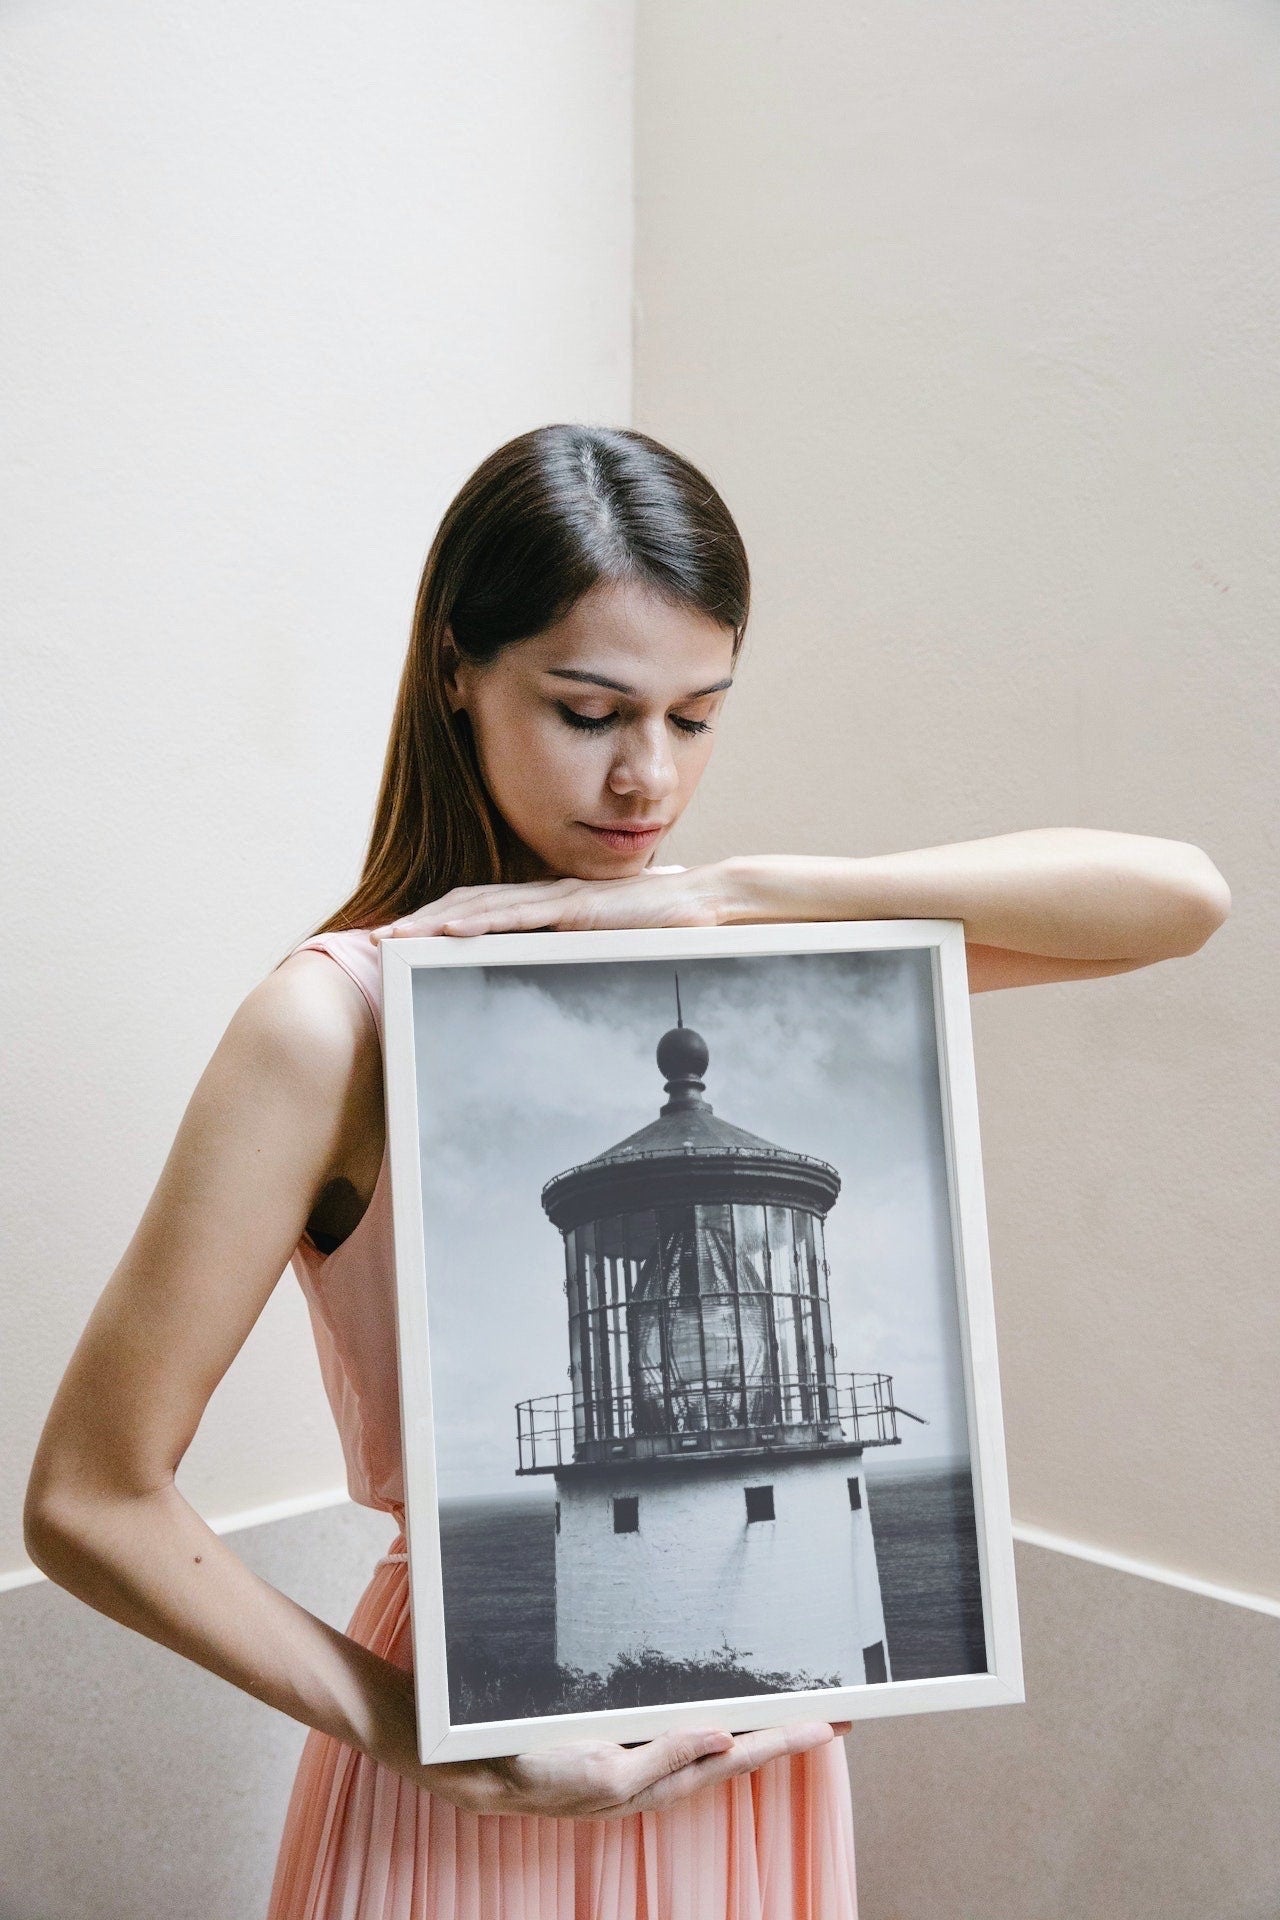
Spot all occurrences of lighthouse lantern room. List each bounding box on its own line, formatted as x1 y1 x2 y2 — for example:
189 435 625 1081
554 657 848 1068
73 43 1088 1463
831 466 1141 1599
516 985 906 1688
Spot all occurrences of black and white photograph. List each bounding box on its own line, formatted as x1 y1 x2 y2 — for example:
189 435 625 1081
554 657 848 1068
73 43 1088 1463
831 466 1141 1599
383 920 1022 1760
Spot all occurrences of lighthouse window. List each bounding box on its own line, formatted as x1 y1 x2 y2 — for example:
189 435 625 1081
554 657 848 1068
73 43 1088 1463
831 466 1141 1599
847 1476 862 1510
577 1217 637 1445
613 1496 639 1533
634 1203 748 1432
744 1484 775 1523
796 1211 820 1296
766 1207 795 1300
862 1640 887 1684
676 1222 699 1299
766 1206 800 1411
732 1205 780 1425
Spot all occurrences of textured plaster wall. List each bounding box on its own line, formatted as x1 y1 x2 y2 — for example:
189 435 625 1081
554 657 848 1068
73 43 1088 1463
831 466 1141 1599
634 0 1279 1604
0 0 635 1579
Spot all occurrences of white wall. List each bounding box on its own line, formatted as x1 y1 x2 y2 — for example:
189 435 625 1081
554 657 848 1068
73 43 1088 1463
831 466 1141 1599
0 0 635 1578
635 0 1279 1606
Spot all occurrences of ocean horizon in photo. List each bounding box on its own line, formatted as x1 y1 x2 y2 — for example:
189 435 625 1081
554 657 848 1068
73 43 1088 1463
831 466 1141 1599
437 1458 986 1724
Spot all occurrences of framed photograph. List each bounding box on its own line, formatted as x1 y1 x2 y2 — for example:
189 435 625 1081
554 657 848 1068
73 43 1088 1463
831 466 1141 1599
381 919 1024 1763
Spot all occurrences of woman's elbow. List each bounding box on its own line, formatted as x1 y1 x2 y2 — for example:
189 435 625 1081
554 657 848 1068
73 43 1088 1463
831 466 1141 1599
22 1473 89 1584
22 1436 109 1587
1159 844 1232 957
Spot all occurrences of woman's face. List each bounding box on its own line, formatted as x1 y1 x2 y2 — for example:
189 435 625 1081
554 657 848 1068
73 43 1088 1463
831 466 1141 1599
445 577 737 880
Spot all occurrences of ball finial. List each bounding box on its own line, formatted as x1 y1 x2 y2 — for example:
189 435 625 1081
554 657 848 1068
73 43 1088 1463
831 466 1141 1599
655 970 711 1111
656 1024 709 1082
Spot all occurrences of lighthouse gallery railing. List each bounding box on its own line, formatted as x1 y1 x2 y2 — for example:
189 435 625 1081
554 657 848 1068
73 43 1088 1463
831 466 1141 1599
516 1369 902 1474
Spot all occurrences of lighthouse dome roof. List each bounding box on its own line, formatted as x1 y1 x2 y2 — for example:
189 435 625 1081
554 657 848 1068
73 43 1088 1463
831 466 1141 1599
540 1021 840 1230
580 1100 785 1166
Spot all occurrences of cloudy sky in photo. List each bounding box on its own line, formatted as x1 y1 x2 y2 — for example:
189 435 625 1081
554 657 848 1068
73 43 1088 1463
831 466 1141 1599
412 947 974 1499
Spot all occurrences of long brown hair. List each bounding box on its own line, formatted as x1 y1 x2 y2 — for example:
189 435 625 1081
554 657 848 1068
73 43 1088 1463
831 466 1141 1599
312 423 750 935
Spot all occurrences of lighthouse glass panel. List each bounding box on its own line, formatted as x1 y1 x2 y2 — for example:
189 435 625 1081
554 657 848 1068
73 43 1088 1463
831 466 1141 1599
570 1216 637 1442
797 1212 834 1421
626 1201 774 1433
730 1203 781 1423
766 1204 798 1412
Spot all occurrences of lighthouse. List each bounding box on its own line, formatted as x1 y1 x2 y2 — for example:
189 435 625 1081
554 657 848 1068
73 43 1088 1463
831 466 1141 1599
515 987 906 1689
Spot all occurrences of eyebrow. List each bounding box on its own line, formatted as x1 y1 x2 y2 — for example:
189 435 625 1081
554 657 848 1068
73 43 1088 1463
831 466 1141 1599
548 668 734 699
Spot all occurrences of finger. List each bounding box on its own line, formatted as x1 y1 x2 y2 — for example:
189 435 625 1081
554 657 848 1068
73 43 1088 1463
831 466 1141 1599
466 1733 730 1820
617 1720 836 1804
644 1720 836 1804
439 892 719 937
374 881 583 940
375 876 714 941
438 900 584 936
612 1726 736 1801
695 1719 836 1779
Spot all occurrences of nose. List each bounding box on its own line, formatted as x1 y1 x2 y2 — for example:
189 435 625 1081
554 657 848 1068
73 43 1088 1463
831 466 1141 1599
607 718 680 806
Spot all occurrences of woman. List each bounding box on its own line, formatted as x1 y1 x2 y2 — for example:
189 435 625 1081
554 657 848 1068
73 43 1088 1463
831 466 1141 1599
23 424 1230 1918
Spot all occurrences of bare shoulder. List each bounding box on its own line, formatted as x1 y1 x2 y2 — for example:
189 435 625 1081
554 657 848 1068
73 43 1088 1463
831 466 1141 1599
247 947 374 1047
215 948 380 1113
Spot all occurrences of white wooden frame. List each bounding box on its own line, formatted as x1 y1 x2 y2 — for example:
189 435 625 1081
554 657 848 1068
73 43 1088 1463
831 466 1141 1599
381 918 1024 1764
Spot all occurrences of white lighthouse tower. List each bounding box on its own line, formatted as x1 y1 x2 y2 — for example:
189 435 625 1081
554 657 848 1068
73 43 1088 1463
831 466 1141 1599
515 991 917 1689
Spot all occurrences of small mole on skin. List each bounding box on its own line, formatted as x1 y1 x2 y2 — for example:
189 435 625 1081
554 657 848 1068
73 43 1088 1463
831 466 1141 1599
194 1555 202 1563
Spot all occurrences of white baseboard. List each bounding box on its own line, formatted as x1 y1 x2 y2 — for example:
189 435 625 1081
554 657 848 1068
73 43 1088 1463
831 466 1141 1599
1012 1520 1280 1620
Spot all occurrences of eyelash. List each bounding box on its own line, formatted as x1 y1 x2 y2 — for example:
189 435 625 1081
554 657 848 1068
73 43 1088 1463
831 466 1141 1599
555 703 712 738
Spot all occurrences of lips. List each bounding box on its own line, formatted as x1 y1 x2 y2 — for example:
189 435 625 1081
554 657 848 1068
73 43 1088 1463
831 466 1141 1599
579 822 668 850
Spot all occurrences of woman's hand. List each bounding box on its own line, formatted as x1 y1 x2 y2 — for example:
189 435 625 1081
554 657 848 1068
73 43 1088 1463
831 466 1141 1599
372 865 733 939
413 1718 851 1819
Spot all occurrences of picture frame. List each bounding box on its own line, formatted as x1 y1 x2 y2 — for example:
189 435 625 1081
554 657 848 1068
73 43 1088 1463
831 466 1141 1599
381 919 1024 1764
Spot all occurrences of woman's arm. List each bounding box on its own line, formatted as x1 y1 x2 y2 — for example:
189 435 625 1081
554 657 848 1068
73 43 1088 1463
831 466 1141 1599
378 828 1231 991
22 955 420 1761
717 829 1231 985
23 953 837 1816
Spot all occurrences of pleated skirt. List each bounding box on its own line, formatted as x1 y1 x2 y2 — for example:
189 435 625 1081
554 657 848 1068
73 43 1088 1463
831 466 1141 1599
265 1529 859 1920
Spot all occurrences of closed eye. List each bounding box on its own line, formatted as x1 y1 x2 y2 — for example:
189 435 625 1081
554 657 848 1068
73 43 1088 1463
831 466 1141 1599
555 703 713 738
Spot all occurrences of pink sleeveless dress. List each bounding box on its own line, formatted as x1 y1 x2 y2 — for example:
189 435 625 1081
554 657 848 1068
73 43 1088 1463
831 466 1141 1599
265 927 860 1920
